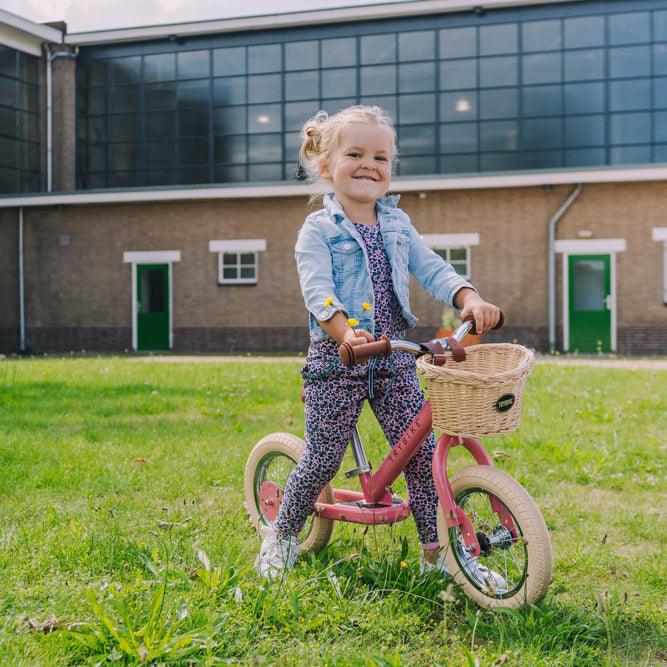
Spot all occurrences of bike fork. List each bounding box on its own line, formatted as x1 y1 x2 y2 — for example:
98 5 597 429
433 434 518 557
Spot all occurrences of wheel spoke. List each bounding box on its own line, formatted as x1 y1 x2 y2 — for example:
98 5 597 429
451 488 528 598
254 451 313 544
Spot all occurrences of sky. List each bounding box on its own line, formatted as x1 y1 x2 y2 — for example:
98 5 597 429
1 0 407 33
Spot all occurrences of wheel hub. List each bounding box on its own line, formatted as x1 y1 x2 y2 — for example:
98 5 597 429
259 481 284 521
475 531 493 555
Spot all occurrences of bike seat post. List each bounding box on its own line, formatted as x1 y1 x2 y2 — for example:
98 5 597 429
345 425 371 478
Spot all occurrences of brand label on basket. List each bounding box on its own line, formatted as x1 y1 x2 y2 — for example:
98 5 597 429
495 394 516 412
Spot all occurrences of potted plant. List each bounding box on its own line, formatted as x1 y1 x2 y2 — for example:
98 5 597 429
435 307 481 347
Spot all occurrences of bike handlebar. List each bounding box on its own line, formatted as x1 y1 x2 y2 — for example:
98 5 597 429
339 335 392 367
338 310 505 367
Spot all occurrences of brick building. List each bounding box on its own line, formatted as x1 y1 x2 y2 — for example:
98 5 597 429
1 0 666 355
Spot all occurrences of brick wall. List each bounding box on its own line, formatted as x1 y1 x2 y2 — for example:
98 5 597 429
7 181 667 354
26 327 131 352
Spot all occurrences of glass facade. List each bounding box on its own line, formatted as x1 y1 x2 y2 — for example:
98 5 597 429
75 0 667 189
0 45 40 193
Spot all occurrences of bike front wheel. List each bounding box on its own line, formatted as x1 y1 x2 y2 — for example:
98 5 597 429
437 466 553 608
244 432 334 554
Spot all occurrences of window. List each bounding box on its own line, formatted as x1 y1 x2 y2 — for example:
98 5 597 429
435 247 469 277
75 3 667 189
422 233 480 278
0 45 40 193
209 239 267 284
220 252 258 283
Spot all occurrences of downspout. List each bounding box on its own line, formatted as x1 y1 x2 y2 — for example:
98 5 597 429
548 183 582 354
45 44 79 192
19 207 25 353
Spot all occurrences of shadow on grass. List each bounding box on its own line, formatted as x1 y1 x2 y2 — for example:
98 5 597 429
312 535 665 664
461 594 665 663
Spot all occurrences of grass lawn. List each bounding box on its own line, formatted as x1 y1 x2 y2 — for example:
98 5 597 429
0 356 665 666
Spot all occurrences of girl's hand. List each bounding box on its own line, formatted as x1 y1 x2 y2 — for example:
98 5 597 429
459 293 501 334
342 328 374 346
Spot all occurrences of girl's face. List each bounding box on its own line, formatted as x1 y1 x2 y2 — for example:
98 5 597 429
319 123 393 206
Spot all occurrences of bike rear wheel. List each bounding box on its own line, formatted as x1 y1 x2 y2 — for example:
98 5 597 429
437 465 552 608
244 432 334 554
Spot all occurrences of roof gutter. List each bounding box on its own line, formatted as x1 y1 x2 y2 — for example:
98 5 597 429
0 165 665 208
0 8 64 44
64 0 585 46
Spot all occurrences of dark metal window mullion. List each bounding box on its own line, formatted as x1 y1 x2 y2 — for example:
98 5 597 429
208 49 214 183
392 32 400 174
431 42 439 169
104 59 110 187
139 54 146 185
14 61 19 191
175 52 181 183
33 57 41 191
559 17 565 168
517 18 524 169
435 28 442 173
281 43 286 180
475 24 481 173
355 30 361 109
604 13 611 165
650 9 656 163
244 46 249 182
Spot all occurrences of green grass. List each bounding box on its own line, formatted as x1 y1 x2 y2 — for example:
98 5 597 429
0 357 665 666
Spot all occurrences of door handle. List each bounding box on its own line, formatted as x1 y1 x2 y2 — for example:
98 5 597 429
604 294 612 310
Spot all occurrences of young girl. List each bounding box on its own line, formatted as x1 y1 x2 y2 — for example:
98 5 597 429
255 105 502 581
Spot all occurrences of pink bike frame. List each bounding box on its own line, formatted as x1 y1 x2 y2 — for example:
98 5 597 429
309 400 517 557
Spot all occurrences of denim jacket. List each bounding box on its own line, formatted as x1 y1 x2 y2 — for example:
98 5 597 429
295 193 475 342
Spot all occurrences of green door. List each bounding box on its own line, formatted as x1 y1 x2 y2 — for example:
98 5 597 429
137 264 169 351
568 254 611 353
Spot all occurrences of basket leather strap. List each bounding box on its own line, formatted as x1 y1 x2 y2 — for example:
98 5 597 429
445 336 467 363
425 339 446 366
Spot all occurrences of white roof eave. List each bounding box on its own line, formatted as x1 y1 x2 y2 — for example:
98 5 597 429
64 0 583 46
0 8 63 48
2 164 667 208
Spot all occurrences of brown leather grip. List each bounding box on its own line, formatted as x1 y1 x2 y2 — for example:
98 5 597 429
338 335 392 367
464 309 505 335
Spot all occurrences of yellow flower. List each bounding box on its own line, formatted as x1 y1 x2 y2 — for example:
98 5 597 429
362 302 371 311
400 561 408 569
347 318 360 327
323 296 334 308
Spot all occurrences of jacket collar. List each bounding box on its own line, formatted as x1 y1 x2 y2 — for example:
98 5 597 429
323 192 401 223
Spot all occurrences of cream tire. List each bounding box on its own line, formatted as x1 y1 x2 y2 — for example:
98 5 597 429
244 432 334 554
438 465 553 609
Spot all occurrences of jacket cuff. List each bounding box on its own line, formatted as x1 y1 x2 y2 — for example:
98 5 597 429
448 282 476 308
312 298 347 322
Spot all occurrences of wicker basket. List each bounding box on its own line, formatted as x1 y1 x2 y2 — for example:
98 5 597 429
416 343 535 437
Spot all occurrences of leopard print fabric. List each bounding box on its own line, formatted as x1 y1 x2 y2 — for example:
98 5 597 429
275 222 439 546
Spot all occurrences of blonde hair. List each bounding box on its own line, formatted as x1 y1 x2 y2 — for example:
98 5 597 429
298 105 398 196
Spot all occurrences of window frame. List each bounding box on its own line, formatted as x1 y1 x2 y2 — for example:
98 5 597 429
422 232 480 279
209 238 266 285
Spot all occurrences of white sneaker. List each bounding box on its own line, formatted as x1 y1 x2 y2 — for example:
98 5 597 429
458 550 507 594
421 548 507 594
419 551 452 577
254 525 298 581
